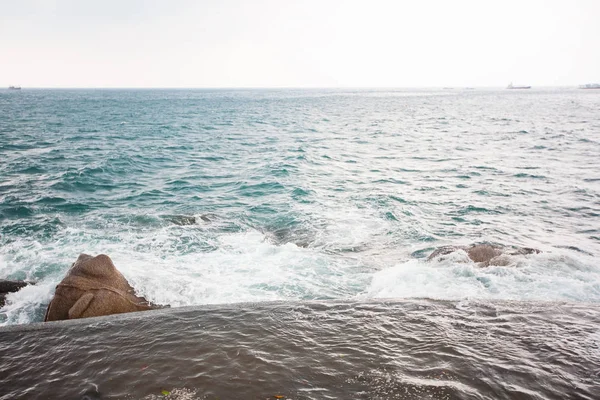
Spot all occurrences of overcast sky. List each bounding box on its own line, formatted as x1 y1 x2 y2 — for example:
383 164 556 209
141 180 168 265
0 0 598 88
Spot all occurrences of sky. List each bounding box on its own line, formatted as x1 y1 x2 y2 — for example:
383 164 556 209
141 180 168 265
0 0 599 88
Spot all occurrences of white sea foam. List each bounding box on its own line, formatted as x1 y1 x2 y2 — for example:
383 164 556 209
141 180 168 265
2 227 600 326
1 283 55 325
116 230 356 307
365 250 600 302
0 228 368 325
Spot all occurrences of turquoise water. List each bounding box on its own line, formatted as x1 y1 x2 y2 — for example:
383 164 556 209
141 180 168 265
1 88 600 325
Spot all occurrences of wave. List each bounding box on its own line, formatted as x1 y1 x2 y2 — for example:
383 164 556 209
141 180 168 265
2 227 600 326
0 228 367 325
365 250 600 302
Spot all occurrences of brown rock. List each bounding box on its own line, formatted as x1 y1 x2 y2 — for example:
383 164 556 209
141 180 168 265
45 254 159 322
466 244 503 264
428 244 540 267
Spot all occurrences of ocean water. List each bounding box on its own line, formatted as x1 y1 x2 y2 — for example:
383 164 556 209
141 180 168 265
1 88 600 325
1 88 600 399
1 300 599 400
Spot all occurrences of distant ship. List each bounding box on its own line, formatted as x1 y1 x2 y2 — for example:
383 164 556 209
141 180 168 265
579 83 600 89
507 83 531 89
8 86 21 90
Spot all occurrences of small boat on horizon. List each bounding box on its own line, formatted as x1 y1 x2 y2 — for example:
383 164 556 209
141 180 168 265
507 83 531 89
579 83 600 89
8 86 21 90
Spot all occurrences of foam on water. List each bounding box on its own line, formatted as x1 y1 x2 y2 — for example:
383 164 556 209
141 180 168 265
0 226 371 325
365 250 600 302
119 229 363 307
2 283 55 325
3 225 600 326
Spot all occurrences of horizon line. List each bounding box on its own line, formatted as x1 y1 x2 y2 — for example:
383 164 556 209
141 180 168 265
2 85 593 90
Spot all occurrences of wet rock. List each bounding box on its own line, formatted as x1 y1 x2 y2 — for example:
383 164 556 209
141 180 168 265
262 226 315 248
466 244 503 264
427 245 468 260
0 279 30 307
45 254 163 322
166 215 197 226
166 214 215 226
428 244 540 267
553 245 593 256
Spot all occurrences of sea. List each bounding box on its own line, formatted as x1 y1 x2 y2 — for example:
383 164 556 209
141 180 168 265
0 88 599 399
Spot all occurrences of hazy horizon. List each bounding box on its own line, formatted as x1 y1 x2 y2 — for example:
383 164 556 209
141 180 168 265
1 0 599 88
2 85 595 89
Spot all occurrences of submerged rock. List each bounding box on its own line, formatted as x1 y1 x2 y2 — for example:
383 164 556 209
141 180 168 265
166 215 197 226
263 226 314 248
0 279 30 307
166 214 214 226
45 254 162 322
428 244 540 267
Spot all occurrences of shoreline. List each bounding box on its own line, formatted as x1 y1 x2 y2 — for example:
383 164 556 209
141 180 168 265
1 296 595 331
